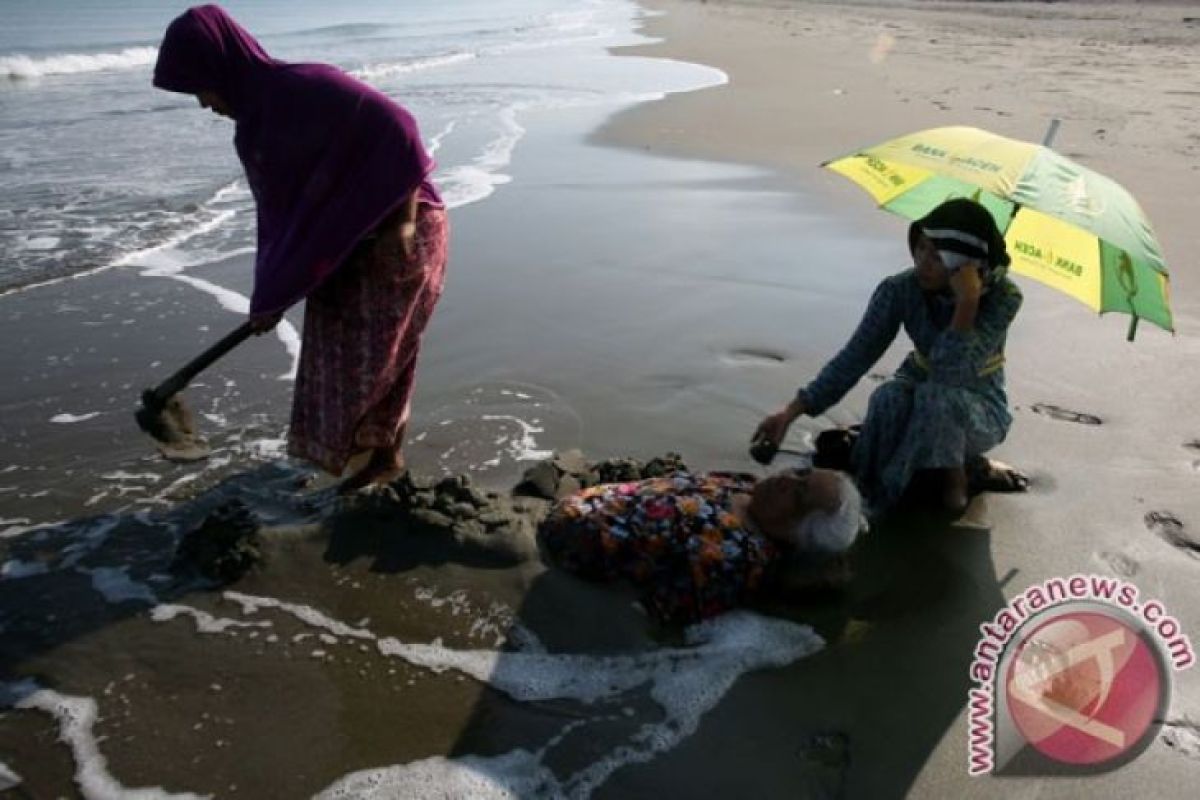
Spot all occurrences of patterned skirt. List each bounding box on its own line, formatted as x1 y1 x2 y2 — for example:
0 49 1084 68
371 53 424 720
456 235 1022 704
852 377 1010 511
288 207 448 475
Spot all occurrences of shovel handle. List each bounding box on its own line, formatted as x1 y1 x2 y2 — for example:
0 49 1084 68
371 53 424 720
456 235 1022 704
151 320 258 403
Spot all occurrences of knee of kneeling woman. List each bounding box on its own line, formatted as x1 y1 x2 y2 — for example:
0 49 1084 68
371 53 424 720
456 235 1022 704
867 379 914 413
913 380 973 417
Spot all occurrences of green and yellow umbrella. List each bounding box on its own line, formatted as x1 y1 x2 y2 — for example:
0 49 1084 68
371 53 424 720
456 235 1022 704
824 125 1172 340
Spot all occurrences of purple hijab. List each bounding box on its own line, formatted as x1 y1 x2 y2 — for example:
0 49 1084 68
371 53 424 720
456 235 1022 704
153 5 441 315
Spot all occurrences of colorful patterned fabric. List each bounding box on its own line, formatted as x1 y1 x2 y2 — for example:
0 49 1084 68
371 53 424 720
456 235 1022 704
288 207 448 475
538 471 781 624
799 269 1022 510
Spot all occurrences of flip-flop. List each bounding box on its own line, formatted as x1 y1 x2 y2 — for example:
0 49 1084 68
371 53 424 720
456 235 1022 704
970 458 1029 493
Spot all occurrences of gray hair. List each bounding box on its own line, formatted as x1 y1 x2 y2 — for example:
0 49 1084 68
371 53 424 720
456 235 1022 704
785 472 864 555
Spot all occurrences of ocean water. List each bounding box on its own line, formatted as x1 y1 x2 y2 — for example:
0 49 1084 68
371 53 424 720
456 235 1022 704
0 0 739 533
0 0 724 296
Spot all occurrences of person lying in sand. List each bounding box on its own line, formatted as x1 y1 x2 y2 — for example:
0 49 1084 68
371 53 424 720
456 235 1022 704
538 467 863 624
755 198 1022 515
152 5 448 493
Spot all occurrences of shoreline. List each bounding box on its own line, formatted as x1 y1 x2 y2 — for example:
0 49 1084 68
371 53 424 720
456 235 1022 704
598 0 1200 320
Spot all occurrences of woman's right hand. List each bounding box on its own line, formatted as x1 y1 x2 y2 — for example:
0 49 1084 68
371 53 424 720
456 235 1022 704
249 311 283 335
754 398 806 447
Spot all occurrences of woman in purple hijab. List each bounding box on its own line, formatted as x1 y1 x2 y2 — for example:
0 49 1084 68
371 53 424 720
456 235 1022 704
154 5 448 491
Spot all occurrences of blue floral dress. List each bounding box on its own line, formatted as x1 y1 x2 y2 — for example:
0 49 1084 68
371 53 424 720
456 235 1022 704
538 472 780 623
799 268 1023 511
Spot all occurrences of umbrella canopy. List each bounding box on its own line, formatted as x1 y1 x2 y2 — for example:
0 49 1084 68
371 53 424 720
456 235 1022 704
824 125 1172 339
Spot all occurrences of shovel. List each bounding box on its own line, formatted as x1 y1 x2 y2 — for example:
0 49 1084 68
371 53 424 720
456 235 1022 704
135 320 257 461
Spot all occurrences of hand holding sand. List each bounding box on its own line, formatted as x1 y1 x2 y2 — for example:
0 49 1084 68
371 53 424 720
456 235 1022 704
753 397 806 455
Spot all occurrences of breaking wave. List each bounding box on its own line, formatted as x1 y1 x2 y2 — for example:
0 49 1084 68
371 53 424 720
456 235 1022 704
1 47 157 80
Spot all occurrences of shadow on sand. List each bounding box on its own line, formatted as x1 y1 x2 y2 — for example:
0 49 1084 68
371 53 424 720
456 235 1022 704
420 494 1009 799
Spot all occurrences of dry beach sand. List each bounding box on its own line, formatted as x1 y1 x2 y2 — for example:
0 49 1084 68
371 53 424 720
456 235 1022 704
3 0 1200 797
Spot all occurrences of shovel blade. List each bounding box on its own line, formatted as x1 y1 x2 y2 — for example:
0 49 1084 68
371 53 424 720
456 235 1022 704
135 390 211 462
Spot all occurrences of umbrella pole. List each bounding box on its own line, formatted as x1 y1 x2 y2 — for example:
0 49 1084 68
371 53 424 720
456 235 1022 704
1127 315 1140 342
1042 118 1062 147
1000 120 1063 235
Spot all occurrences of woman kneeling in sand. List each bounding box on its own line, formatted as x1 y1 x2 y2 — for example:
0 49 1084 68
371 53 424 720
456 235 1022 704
538 467 863 624
153 6 448 492
755 198 1022 515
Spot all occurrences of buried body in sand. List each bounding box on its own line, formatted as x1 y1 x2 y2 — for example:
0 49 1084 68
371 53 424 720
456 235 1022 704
538 466 863 624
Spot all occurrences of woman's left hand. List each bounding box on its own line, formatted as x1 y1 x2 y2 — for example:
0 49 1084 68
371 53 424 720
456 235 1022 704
373 218 418 265
949 261 983 304
398 219 417 263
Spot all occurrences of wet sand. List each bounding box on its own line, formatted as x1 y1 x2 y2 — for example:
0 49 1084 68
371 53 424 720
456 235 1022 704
3 1 1200 797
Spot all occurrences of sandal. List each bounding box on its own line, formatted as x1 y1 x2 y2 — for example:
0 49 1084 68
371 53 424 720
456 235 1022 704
967 456 1029 494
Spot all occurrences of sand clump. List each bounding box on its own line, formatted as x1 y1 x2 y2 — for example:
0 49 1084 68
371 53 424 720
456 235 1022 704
171 499 264 584
515 449 689 501
160 451 697 589
329 451 693 567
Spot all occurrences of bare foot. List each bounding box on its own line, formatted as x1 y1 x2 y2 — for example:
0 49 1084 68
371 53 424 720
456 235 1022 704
338 449 406 495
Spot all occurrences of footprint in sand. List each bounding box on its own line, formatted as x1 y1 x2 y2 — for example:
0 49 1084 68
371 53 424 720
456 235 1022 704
1162 719 1200 761
1144 511 1200 559
1030 403 1102 426
1095 551 1140 578
719 347 787 366
1185 441 1200 472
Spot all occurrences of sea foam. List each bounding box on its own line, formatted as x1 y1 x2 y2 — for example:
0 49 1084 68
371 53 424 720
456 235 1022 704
153 590 822 799
1 47 157 80
2 682 207 799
